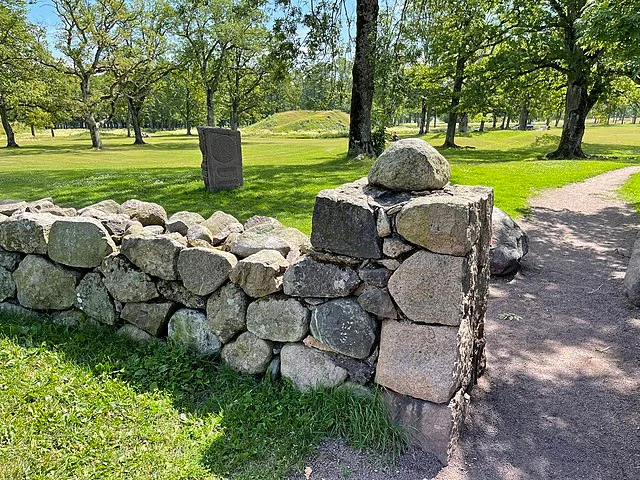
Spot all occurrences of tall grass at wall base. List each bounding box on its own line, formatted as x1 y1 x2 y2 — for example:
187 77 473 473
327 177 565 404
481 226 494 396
0 311 405 479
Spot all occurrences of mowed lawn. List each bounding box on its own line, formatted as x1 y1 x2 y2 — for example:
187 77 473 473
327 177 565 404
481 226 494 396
1 124 639 233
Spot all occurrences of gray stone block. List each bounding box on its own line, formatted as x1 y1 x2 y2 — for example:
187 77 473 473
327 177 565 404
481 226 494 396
13 255 80 310
121 301 176 336
48 217 117 268
177 247 237 296
280 343 348 391
221 332 273 375
206 282 249 343
198 127 243 191
98 254 159 303
0 213 58 254
121 234 185 281
283 256 360 298
168 308 222 355
74 272 117 325
246 295 310 342
229 249 288 298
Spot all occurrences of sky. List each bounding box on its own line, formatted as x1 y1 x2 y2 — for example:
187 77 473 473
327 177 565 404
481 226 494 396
27 1 59 50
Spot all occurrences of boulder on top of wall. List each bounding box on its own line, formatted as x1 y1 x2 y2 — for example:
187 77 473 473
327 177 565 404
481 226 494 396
0 212 58 254
624 233 640 305
490 207 529 276
201 211 244 246
166 211 205 235
120 301 175 336
98 254 159 303
48 217 117 268
206 282 249 343
74 272 117 325
177 247 237 296
280 343 348 391
78 199 121 215
0 246 21 271
15 199 76 217
13 255 80 310
119 199 167 226
0 266 16 302
80 209 138 237
243 215 282 230
168 308 222 355
0 200 28 216
368 138 450 192
229 249 288 298
144 225 166 235
121 234 185 280
311 180 382 259
310 298 377 359
221 331 273 375
227 222 302 258
246 295 310 342
283 256 360 298
186 224 215 245
157 280 207 310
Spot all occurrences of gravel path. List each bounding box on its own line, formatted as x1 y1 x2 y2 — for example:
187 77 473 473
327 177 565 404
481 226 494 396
288 166 640 480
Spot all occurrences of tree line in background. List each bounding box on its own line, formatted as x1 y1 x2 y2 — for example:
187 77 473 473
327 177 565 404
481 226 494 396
1 0 639 158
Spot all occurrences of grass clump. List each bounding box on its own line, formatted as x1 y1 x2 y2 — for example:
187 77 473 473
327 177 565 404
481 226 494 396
620 171 640 214
0 312 405 479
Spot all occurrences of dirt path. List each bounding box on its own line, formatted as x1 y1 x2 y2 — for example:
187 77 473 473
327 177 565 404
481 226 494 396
290 166 640 480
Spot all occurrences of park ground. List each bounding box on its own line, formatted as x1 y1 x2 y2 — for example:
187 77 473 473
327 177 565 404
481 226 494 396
0 123 640 479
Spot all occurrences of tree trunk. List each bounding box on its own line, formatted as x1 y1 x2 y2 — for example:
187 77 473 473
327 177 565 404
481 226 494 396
186 88 192 135
547 80 593 159
621 107 626 124
479 119 485 132
506 115 511 129
425 108 431 133
633 114 637 124
86 115 102 150
518 102 528 130
443 55 465 148
347 0 379 157
433 112 436 128
500 115 506 129
546 117 550 127
419 99 427 135
50 127 55 137
206 87 215 127
30 124 35 137
0 102 19 148
230 100 239 131
555 114 561 127
127 96 146 145
458 114 469 133
492 114 497 129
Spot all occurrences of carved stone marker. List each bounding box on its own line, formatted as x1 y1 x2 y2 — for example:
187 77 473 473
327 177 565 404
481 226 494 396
197 127 243 191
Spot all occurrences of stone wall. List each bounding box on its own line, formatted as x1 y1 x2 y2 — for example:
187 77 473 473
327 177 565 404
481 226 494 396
0 139 493 465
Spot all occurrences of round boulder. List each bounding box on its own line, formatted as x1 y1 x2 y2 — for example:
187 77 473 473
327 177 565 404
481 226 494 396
221 332 273 375
168 308 222 356
13 255 80 310
368 138 450 191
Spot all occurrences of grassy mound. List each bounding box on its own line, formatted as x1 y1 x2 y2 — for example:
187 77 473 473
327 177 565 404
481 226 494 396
243 110 350 137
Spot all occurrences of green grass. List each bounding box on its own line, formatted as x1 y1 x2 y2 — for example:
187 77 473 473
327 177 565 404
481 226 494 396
242 110 350 137
0 312 404 479
2 124 639 232
620 171 640 214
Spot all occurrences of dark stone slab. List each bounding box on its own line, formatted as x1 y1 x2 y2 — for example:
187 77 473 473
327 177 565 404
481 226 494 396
197 127 243 191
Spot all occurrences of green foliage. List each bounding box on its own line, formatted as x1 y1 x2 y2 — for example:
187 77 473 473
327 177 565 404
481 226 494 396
0 311 404 479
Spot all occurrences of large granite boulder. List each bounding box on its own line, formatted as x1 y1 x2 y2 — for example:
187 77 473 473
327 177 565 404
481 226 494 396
13 255 80 310
310 298 377 359
201 211 244 245
166 211 205 235
121 234 185 281
280 343 348 391
78 199 120 215
48 217 117 268
157 280 207 309
74 272 117 325
0 213 58 254
490 207 529 276
375 319 472 404
0 267 16 302
206 283 249 342
368 138 450 191
388 250 471 326
221 332 273 375
283 256 360 298
167 308 222 355
229 249 288 298
186 224 215 245
121 301 175 336
80 209 138 237
246 295 310 342
119 199 167 226
624 233 640 305
227 222 294 258
311 180 381 259
177 247 238 296
0 200 28 216
98 254 159 303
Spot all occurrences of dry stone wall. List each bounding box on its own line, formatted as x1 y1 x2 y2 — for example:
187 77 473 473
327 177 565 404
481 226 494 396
0 139 493 465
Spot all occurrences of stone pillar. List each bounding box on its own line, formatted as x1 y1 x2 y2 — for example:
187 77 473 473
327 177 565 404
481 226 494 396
309 138 493 464
197 127 243 191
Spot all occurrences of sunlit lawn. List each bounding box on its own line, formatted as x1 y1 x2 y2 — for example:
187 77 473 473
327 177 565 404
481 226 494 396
1 124 639 233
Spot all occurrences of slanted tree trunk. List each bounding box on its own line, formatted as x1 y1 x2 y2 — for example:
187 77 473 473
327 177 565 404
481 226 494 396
506 115 511 129
86 114 102 150
50 127 55 137
443 55 465 148
633 112 637 124
127 96 146 145
433 112 436 128
518 102 528 130
500 115 506 129
0 102 19 148
347 0 378 157
425 108 432 133
206 87 216 127
30 124 36 137
419 99 427 135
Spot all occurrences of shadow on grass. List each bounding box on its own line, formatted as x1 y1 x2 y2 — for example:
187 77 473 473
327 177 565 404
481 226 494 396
0 313 404 479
